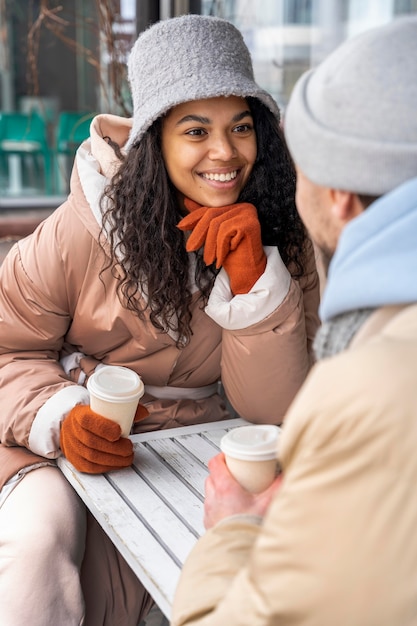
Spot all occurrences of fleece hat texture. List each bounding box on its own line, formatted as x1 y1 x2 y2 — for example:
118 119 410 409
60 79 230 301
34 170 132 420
125 14 280 150
285 15 417 196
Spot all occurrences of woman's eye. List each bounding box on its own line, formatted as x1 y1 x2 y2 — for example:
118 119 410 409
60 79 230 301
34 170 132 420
186 128 206 137
233 123 253 133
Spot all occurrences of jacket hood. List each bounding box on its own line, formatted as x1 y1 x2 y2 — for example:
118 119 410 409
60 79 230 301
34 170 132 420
73 114 132 232
89 113 132 178
320 176 417 322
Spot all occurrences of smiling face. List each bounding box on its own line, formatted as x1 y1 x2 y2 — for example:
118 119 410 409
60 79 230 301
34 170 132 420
161 96 257 208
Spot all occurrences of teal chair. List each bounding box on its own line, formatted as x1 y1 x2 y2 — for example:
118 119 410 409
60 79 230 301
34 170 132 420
54 111 96 193
0 111 52 195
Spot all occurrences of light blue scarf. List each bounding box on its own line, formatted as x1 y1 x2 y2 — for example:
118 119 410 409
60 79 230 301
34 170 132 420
320 177 417 323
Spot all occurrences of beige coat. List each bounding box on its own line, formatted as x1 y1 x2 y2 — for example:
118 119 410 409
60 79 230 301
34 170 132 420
0 114 320 490
172 304 417 626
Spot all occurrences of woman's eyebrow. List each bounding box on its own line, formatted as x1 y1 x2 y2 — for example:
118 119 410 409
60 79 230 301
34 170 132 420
232 110 253 122
175 114 210 126
175 110 253 127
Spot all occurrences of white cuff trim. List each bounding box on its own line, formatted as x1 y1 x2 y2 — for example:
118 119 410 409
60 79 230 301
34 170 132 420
60 351 86 375
28 385 90 458
60 351 87 384
205 246 291 330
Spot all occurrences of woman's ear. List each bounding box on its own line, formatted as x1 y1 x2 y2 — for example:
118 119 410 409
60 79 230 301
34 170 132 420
329 189 364 225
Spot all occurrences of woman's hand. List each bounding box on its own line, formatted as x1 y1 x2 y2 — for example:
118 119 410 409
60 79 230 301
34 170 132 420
60 405 134 474
177 198 266 295
204 452 283 529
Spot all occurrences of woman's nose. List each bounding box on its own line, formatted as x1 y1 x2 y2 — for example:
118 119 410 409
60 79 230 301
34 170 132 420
208 134 237 161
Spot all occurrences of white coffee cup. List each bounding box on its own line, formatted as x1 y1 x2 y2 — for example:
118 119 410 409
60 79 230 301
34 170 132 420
220 424 281 493
87 365 145 437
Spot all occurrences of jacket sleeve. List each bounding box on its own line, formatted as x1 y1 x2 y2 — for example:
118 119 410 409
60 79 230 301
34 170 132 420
172 341 416 626
294 238 321 362
0 210 90 458
206 244 320 424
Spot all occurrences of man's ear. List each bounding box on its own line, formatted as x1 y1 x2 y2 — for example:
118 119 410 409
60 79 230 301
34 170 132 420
329 189 364 225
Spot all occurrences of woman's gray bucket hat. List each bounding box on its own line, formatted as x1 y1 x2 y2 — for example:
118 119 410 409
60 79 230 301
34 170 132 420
125 14 280 150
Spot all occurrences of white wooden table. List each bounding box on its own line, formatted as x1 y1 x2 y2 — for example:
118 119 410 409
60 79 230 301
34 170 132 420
58 417 249 619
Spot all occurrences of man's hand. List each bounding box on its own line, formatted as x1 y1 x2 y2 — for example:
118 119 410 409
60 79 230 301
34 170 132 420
60 405 134 474
204 453 282 529
177 198 266 295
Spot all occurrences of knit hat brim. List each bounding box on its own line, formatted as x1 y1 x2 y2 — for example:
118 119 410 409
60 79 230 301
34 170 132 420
127 76 279 150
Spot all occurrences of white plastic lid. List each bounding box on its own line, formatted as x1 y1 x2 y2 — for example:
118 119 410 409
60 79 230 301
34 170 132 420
87 365 144 403
220 425 281 461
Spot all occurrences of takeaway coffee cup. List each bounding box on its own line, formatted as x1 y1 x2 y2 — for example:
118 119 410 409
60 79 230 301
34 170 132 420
220 424 281 493
87 365 145 437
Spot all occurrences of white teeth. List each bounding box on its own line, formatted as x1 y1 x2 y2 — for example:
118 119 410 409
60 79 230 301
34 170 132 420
203 171 238 182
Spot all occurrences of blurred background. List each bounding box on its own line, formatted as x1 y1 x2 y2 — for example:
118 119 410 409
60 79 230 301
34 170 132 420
1 0 417 211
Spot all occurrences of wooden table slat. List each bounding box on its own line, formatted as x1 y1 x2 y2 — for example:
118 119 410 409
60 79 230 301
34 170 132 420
132 443 205 534
174 431 226 464
145 438 211 497
107 470 199 564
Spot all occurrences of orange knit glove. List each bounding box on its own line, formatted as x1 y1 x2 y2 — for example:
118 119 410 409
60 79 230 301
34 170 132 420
177 198 266 295
60 405 134 474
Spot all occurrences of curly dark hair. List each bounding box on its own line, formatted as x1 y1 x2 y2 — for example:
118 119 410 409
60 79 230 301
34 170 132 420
99 97 308 347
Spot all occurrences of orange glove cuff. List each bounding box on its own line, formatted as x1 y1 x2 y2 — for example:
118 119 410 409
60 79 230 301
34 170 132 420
134 402 150 423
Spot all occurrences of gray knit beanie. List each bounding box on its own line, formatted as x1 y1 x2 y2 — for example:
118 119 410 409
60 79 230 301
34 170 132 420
285 15 417 195
125 14 280 150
